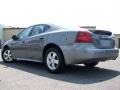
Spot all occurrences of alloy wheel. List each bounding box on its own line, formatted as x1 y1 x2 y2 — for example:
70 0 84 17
46 52 59 70
3 50 13 62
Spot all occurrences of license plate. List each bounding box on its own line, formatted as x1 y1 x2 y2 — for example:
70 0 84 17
100 40 112 47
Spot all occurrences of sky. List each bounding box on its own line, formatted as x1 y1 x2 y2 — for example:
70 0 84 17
0 0 120 34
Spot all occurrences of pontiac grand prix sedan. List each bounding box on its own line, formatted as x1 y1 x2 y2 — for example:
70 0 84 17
1 24 119 73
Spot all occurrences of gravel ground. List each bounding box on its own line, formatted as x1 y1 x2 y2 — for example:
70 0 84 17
0 50 120 90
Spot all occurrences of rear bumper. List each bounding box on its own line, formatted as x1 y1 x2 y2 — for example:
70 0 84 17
61 44 119 65
83 48 119 60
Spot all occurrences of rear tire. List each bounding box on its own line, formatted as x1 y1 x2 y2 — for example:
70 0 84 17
2 48 15 63
44 48 65 73
84 61 99 67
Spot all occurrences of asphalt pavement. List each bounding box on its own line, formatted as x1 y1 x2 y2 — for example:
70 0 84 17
0 50 120 90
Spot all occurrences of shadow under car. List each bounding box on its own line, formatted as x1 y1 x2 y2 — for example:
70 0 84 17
0 61 119 84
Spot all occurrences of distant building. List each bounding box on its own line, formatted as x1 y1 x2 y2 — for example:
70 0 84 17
80 26 96 30
0 25 25 47
0 24 3 48
3 26 25 41
114 34 120 48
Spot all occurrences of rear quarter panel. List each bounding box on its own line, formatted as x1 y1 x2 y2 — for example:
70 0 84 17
45 30 78 46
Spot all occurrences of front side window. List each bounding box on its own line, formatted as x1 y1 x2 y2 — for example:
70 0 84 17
17 27 33 39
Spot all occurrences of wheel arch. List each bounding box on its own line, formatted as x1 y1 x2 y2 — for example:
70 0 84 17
3 45 10 51
43 43 65 63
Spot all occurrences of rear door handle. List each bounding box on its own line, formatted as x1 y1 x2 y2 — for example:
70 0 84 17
39 37 44 43
39 37 44 40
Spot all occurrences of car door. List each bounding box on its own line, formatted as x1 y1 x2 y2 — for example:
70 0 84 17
11 26 33 59
24 25 46 60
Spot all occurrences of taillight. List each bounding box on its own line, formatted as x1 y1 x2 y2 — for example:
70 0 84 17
75 31 93 43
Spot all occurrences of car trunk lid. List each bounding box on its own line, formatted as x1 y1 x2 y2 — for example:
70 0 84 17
90 30 115 49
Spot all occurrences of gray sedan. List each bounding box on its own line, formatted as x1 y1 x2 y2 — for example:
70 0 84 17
1 24 119 73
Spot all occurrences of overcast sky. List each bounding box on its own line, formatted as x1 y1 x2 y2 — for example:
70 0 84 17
0 0 120 33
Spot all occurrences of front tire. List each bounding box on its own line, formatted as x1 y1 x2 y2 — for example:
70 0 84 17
84 61 99 67
44 48 65 73
2 48 14 63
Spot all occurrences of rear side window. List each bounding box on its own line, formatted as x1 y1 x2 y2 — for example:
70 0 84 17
30 25 44 36
30 25 50 36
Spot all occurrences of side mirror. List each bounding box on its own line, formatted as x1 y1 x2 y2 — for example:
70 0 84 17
12 35 18 40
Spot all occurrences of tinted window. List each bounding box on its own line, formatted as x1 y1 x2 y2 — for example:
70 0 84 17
17 27 33 39
30 25 44 36
44 25 50 31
